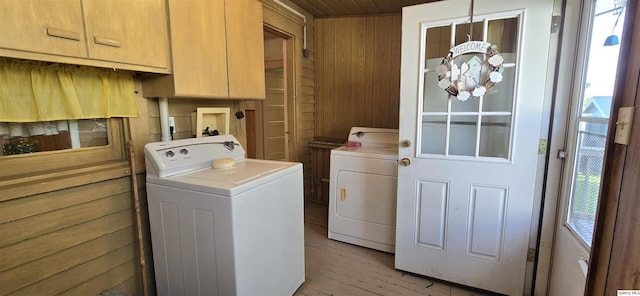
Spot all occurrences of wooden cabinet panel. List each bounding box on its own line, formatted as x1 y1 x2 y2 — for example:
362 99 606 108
82 0 168 69
143 0 229 98
142 0 265 100
0 0 169 73
0 0 87 58
226 0 266 99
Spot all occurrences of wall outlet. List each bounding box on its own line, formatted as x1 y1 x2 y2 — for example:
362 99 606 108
168 116 175 133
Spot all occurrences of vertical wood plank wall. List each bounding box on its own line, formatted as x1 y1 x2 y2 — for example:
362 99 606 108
315 15 401 139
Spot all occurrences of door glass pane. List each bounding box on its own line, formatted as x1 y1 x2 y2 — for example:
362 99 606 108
421 115 447 154
487 18 519 54
484 18 519 112
479 115 511 158
425 26 452 60
565 0 626 247
482 65 516 112
449 115 477 156
424 26 452 113
424 64 449 113
454 22 484 45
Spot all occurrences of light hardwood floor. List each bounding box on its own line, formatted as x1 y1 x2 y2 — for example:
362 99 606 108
296 202 494 296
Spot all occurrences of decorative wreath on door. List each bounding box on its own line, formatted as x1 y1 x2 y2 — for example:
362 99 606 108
435 41 505 101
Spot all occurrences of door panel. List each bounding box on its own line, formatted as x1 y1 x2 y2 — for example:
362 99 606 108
417 181 448 249
396 1 554 294
468 186 507 260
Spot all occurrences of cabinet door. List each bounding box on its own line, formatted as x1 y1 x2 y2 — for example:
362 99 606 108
167 0 229 98
226 0 266 100
82 0 168 69
0 0 87 58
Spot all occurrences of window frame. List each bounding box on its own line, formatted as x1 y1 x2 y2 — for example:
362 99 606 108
0 118 128 195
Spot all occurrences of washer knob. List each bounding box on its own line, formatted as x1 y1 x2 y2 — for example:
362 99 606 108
179 148 189 155
165 151 175 158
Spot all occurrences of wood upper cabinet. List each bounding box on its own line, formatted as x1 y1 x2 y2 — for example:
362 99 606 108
0 0 169 73
225 0 266 99
142 0 266 100
82 0 169 69
0 0 88 58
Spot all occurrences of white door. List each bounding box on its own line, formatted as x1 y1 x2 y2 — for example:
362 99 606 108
548 0 627 294
396 1 554 295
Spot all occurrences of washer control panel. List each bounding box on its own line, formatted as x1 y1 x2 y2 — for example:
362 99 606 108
144 135 245 178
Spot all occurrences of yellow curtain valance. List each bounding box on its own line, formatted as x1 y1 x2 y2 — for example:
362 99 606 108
0 59 138 122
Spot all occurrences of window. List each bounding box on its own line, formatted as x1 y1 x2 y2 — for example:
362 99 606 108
565 0 626 247
1 119 109 156
0 118 125 180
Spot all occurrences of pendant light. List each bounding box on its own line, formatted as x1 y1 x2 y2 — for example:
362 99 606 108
603 2 625 46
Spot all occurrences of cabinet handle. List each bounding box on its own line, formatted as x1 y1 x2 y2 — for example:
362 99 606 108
340 188 346 201
46 27 81 41
93 36 121 48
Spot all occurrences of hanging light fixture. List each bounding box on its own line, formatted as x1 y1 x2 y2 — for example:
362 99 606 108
602 0 626 46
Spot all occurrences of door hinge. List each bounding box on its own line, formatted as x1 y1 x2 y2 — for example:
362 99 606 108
614 106 635 145
538 139 548 155
527 248 536 262
551 15 562 33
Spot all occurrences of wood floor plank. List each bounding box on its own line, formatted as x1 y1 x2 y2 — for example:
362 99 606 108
298 202 490 296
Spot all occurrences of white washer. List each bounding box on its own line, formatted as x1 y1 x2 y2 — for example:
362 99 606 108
328 127 399 253
145 135 305 296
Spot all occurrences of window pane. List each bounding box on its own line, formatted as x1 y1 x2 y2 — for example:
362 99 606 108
454 22 484 45
421 115 447 155
479 115 511 158
487 18 519 54
449 115 477 156
567 123 608 245
425 26 452 60
1 119 109 156
424 60 449 113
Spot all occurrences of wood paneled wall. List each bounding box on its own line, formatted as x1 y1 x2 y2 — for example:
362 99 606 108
0 176 152 296
315 15 401 140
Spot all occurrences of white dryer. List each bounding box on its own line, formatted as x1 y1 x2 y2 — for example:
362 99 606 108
328 127 399 253
145 135 304 296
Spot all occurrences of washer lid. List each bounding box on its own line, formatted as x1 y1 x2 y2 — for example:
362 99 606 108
147 159 302 196
332 144 398 160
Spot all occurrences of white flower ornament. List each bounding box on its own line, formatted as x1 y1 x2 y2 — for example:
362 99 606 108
457 91 471 101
